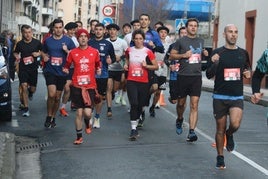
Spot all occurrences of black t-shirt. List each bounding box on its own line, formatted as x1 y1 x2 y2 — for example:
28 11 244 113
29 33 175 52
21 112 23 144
207 46 250 96
14 38 42 71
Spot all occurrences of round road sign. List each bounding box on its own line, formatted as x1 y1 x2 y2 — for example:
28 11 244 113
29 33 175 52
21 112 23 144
102 5 115 17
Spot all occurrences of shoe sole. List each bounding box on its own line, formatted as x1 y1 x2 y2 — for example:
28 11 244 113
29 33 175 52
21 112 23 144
215 166 226 170
186 136 198 142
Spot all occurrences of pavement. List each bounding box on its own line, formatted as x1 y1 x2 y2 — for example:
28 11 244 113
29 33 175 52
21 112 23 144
0 73 267 179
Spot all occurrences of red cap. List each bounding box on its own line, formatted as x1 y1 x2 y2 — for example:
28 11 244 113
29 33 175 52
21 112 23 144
76 29 89 38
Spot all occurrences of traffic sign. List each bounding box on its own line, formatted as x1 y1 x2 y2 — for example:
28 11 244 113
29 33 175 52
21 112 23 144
102 5 115 17
175 19 187 31
102 17 114 26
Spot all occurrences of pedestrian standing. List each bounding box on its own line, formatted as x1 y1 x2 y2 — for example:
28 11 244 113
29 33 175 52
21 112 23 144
124 29 158 141
169 18 208 141
206 24 251 169
63 29 101 145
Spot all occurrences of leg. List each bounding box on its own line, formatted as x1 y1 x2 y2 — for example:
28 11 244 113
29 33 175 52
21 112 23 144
215 115 227 156
106 78 113 116
74 108 83 144
188 96 200 130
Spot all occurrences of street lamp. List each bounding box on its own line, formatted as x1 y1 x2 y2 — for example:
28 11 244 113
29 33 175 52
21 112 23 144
132 0 135 20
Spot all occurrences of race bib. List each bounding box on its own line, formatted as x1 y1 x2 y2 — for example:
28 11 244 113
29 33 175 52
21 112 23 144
77 75 90 85
51 57 63 66
224 68 240 81
174 63 180 71
131 68 143 77
189 54 201 64
23 56 33 65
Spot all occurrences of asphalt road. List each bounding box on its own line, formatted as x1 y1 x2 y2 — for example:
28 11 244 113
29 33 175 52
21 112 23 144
1 74 268 179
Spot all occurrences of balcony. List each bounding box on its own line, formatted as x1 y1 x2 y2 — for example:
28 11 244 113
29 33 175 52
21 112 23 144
58 9 64 18
42 7 53 16
23 0 33 5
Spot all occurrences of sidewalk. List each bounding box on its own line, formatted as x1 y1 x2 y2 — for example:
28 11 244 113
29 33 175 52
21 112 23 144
0 132 15 179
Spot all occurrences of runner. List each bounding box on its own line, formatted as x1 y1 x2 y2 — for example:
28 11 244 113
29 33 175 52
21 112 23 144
63 29 101 145
206 24 251 169
13 24 42 117
124 29 158 141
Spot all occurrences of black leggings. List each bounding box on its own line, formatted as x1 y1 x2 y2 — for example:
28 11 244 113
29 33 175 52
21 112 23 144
127 80 149 121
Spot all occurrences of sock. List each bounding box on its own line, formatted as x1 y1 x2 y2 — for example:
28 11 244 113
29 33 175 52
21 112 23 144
76 129 82 139
131 120 138 130
84 118 90 128
107 107 112 112
95 113 100 118
189 129 194 133
61 103 66 109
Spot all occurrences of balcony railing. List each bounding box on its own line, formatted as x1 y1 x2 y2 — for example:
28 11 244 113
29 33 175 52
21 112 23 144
42 7 53 16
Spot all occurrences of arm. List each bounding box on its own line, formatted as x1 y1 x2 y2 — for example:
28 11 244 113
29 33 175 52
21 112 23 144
206 53 220 79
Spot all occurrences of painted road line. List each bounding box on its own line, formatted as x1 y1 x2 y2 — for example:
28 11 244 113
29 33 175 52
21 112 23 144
162 107 268 176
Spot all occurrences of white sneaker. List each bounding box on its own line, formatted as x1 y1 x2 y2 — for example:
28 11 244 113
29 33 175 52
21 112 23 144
22 110 30 117
93 117 100 128
115 96 121 104
121 97 126 106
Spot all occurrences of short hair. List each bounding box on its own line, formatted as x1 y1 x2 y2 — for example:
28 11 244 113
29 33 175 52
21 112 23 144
20 24 32 33
178 26 186 34
52 19 64 27
75 20 83 26
130 19 140 26
185 18 199 27
90 19 99 26
122 23 131 29
94 23 105 29
139 13 150 20
132 29 145 40
154 21 164 27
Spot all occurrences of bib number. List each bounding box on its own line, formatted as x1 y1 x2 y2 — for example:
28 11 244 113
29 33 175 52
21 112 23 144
77 75 90 85
131 68 143 77
23 56 33 65
51 57 63 66
224 68 240 81
189 54 201 64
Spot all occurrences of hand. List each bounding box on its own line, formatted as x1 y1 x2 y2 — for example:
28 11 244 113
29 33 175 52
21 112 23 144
148 41 155 48
62 43 68 52
43 55 49 62
142 60 147 68
124 64 128 71
183 50 192 58
96 68 101 76
62 67 69 74
106 55 112 64
243 70 251 79
32 51 40 57
203 49 209 57
211 53 220 63
251 93 264 104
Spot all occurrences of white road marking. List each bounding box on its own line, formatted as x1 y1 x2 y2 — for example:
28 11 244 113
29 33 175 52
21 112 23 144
162 107 268 176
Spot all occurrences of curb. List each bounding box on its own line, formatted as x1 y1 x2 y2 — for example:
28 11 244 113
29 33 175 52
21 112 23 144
0 132 16 179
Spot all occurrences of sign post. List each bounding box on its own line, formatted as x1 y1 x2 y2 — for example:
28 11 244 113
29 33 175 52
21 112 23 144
175 19 187 31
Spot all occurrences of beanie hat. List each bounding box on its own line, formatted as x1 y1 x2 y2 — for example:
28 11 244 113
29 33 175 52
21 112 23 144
76 29 89 38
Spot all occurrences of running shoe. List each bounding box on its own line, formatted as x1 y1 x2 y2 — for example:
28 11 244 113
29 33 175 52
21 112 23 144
149 107 155 117
44 116 51 128
19 103 25 111
137 117 144 128
226 133 235 152
93 117 100 128
85 125 92 134
176 121 183 135
73 137 83 145
50 118 56 128
107 111 112 117
121 97 126 106
129 129 139 141
60 107 69 117
115 96 121 104
186 131 198 142
216 155 226 170
22 110 30 117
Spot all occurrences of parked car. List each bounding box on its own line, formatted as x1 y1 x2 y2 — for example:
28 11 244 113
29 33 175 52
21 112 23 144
0 35 12 121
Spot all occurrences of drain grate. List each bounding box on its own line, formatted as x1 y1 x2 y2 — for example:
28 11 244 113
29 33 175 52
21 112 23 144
16 141 53 153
